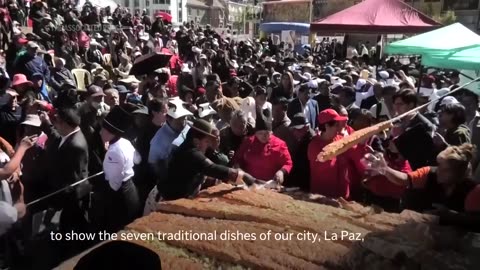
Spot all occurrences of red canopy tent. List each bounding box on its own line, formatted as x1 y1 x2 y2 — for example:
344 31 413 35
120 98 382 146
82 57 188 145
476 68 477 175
310 0 441 34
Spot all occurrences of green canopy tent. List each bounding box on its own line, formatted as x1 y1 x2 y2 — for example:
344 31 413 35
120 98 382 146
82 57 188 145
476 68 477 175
385 23 480 94
422 46 480 71
385 23 480 55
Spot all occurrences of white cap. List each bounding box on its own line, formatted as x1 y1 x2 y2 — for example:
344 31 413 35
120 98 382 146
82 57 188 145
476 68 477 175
331 76 346 85
307 80 318 89
316 78 327 84
167 97 193 119
440 96 460 106
198 103 217 118
379 71 389 79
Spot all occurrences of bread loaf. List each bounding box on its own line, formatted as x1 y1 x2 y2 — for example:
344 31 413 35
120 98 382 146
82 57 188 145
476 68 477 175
317 121 393 162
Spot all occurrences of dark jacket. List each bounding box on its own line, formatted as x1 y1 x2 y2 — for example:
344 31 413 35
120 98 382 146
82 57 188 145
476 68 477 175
159 140 230 200
0 106 21 146
42 124 89 200
50 67 75 92
394 113 437 170
78 103 106 181
314 94 334 112
219 125 254 159
360 95 379 110
14 54 51 82
346 103 362 126
285 131 314 191
287 98 319 129
445 124 471 146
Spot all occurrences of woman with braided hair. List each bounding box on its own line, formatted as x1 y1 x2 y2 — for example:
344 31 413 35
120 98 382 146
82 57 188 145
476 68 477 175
211 96 240 130
364 144 480 217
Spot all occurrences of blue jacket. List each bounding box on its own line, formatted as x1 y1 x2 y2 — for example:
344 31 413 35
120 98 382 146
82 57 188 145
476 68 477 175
14 54 51 83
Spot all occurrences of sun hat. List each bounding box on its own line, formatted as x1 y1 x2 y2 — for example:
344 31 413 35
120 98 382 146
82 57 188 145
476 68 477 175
119 75 140 84
12 74 33 87
197 103 217 118
103 106 132 135
167 97 193 119
188 119 217 139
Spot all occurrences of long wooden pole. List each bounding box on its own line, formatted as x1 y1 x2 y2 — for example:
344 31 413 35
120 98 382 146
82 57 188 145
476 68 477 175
318 76 480 161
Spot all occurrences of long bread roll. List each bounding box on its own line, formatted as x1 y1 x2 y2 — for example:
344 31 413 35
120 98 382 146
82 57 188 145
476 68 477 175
317 121 393 162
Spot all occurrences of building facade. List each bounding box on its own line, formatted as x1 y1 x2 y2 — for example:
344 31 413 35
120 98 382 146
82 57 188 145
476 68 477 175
227 1 261 34
185 0 226 27
115 0 188 24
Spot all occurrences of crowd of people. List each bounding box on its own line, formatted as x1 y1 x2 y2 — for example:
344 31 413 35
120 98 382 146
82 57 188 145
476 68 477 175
0 0 480 269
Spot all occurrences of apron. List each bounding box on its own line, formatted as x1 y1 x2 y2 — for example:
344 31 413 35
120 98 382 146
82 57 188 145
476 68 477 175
94 178 140 233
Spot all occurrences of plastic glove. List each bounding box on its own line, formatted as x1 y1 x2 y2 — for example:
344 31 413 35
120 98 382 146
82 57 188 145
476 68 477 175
361 152 388 176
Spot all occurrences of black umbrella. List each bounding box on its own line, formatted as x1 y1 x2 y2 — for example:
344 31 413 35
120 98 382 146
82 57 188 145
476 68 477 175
129 51 172 76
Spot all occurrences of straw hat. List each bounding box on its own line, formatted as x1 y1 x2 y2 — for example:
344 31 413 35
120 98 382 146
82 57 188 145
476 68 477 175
119 75 140 84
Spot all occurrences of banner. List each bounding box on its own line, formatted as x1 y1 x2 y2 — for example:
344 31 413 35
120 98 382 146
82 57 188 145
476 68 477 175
262 0 312 23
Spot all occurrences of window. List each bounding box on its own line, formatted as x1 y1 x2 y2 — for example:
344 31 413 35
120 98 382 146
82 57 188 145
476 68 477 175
179 11 182 20
443 0 479 10
188 8 192 15
146 0 150 7
197 10 200 16
166 0 170 4
134 0 139 7
125 0 130 6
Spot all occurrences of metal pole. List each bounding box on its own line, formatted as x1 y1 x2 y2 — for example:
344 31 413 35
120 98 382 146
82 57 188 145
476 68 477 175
26 171 105 207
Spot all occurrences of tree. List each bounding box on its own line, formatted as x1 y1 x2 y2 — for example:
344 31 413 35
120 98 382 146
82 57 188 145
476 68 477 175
433 10 457 25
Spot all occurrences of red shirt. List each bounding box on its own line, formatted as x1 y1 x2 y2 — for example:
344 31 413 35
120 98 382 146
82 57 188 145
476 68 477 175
364 159 412 199
168 75 178 97
233 135 292 180
308 135 366 199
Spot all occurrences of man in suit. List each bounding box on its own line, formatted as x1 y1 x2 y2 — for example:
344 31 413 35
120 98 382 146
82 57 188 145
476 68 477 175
338 86 362 126
40 108 89 257
287 84 319 130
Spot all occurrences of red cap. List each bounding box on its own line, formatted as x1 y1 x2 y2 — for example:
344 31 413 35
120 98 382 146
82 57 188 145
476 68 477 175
197 87 206 95
17 38 28 44
318 109 348 124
